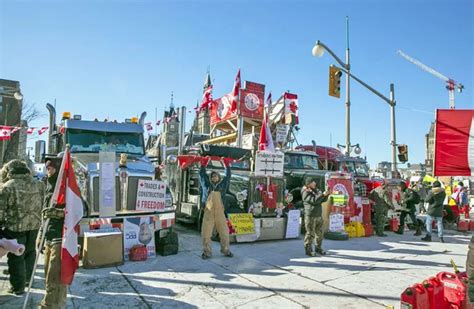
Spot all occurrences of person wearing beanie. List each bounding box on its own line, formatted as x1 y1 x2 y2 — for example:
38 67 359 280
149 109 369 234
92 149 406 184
422 180 446 242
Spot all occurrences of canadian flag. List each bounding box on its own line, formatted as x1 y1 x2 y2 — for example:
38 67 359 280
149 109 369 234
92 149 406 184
156 120 161 126
145 122 153 132
230 69 241 114
27 127 35 134
258 112 275 152
435 109 474 176
0 126 12 140
200 85 213 111
38 127 49 135
50 147 83 285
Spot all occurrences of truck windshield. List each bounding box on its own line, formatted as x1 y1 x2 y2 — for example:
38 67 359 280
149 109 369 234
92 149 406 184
207 159 251 171
339 161 369 177
284 154 319 170
66 129 145 155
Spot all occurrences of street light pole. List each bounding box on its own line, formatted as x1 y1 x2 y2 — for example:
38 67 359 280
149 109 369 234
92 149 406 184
390 84 397 173
344 17 351 157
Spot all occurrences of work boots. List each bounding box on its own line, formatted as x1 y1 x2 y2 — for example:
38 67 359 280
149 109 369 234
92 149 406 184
305 245 315 257
421 234 432 242
395 227 404 235
414 226 422 236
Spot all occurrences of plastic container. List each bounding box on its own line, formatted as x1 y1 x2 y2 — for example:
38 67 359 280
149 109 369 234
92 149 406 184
362 203 372 224
390 218 399 232
129 245 148 261
437 271 467 309
469 220 474 231
344 224 356 238
423 277 445 308
352 222 365 237
400 283 429 309
458 219 469 232
363 223 373 237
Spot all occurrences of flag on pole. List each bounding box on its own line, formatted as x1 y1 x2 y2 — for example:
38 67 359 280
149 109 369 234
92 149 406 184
0 126 12 140
200 85 213 111
145 122 153 132
230 69 241 114
26 127 35 135
258 113 275 152
51 148 84 285
434 109 474 176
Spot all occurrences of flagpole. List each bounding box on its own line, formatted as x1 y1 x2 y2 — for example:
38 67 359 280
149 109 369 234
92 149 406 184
23 218 50 309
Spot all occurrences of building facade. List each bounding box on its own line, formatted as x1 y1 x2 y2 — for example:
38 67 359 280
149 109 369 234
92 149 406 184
425 122 435 173
0 79 23 166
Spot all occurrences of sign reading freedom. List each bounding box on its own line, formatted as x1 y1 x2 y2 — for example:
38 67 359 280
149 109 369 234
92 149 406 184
228 214 256 235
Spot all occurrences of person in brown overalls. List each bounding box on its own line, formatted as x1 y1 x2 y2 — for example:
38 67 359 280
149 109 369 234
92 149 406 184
199 157 233 259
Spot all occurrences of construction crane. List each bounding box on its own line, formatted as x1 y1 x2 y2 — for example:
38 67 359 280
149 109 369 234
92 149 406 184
397 50 464 109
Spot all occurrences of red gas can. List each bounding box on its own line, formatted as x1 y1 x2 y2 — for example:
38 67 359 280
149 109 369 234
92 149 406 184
469 221 474 231
423 277 445 308
400 283 429 309
363 223 373 237
458 219 470 232
390 218 399 232
437 272 467 309
362 203 372 224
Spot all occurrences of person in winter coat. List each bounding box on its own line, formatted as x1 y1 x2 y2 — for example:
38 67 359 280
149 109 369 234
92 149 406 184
422 180 446 242
396 182 422 236
467 235 474 303
369 181 393 237
302 178 330 256
199 157 234 259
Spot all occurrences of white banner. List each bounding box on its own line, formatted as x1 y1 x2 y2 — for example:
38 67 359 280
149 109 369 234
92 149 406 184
285 209 301 238
99 151 116 217
329 213 345 232
255 151 284 177
136 179 167 211
123 216 156 260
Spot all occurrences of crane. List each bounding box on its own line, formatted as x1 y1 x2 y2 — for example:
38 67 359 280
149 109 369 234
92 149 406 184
397 50 464 109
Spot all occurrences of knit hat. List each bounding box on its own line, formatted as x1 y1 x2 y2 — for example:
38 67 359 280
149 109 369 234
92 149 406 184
45 159 57 169
305 177 316 186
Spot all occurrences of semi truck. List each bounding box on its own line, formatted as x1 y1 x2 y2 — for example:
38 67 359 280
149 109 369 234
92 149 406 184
40 103 175 236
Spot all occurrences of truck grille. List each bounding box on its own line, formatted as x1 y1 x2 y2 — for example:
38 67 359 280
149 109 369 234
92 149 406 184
91 175 153 213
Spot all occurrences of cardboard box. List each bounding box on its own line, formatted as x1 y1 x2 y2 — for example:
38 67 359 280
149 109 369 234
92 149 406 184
82 228 124 269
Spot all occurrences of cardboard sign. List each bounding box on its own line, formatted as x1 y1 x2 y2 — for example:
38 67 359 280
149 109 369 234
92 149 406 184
236 219 261 242
285 209 301 238
99 151 116 217
136 179 167 211
276 124 288 143
123 216 156 260
255 151 284 177
329 213 345 232
228 213 255 235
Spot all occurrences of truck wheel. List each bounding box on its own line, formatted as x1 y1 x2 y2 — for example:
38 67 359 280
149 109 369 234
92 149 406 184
197 207 205 232
324 231 349 241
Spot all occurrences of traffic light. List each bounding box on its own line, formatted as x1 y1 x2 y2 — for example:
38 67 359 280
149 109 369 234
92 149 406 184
397 144 408 163
329 66 342 98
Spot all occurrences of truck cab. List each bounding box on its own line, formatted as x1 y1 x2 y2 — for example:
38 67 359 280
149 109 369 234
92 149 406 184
41 104 174 234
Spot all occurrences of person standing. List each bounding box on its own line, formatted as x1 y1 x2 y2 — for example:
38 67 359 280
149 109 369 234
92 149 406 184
0 159 44 295
396 182 422 236
302 178 330 256
200 157 233 259
467 235 474 303
422 180 446 242
369 181 393 237
38 158 68 308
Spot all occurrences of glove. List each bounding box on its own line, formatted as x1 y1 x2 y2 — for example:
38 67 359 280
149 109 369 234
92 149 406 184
42 207 65 220
200 157 210 167
223 157 233 167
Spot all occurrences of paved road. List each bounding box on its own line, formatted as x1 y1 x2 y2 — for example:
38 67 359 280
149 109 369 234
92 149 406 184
0 225 470 308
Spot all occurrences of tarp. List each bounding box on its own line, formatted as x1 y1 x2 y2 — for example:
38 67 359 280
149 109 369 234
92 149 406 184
434 109 474 176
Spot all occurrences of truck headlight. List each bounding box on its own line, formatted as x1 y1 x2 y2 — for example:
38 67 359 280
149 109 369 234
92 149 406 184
236 190 247 202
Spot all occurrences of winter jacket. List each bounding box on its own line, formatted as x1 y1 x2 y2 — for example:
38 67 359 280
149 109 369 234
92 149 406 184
301 187 328 218
425 187 446 218
43 173 64 241
369 186 392 210
467 236 474 302
200 166 231 206
401 188 417 213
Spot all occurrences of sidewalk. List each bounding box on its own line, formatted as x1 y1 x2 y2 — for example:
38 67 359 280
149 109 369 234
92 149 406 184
0 226 471 308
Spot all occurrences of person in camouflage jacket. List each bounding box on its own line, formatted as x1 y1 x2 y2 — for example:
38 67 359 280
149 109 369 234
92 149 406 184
369 181 393 237
0 159 44 295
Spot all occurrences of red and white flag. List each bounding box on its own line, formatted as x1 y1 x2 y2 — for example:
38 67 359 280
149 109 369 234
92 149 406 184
230 69 241 114
145 122 153 132
200 85 213 111
51 148 84 285
27 127 35 135
0 126 12 141
10 127 20 134
156 120 161 126
38 127 49 135
258 113 275 152
435 109 474 176
284 92 299 124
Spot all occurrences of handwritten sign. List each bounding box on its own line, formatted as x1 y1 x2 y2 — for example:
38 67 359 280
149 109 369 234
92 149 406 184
136 180 167 211
285 209 301 238
276 124 288 143
329 213 345 232
255 151 284 177
228 213 255 235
